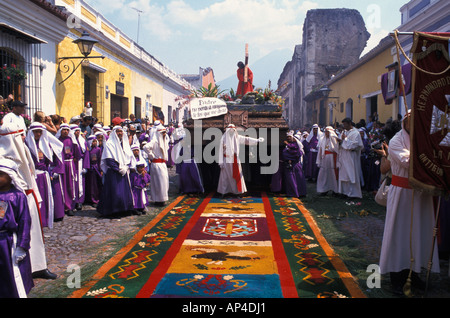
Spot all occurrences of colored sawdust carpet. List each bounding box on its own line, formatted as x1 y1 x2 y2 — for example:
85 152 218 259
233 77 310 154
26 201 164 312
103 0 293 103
70 192 365 298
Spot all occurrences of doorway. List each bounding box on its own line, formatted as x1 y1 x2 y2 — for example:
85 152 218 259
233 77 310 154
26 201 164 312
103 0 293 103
110 93 128 122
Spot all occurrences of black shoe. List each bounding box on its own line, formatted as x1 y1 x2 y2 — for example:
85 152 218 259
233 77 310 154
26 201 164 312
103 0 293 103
76 203 83 210
32 269 57 280
66 210 74 216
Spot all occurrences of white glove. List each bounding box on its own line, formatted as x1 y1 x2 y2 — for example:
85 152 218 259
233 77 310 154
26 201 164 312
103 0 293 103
82 168 88 175
258 137 265 143
52 173 59 179
14 247 27 264
119 166 128 176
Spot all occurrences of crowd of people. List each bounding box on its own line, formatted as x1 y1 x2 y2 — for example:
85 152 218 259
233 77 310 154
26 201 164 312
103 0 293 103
0 96 449 298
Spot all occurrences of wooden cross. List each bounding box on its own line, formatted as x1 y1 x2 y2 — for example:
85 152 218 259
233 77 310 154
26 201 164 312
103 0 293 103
244 43 249 84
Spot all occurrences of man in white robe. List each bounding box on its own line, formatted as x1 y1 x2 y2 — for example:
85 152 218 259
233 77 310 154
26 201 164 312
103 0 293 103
337 118 363 198
379 112 439 295
217 124 264 195
143 126 169 205
316 126 339 195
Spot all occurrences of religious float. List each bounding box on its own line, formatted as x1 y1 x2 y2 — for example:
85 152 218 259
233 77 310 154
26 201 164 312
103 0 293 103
180 88 289 192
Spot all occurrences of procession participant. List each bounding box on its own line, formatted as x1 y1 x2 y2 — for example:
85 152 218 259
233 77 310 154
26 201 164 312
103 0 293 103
131 159 151 214
316 126 339 195
304 124 322 181
359 127 370 190
55 124 82 216
167 122 175 168
281 131 307 197
217 124 264 196
143 126 169 205
0 122 56 280
336 118 364 199
84 135 102 207
236 61 253 98
71 125 90 211
103 125 111 138
2 100 28 132
0 159 34 298
97 126 135 217
174 136 204 195
95 131 105 151
25 122 64 228
379 112 439 295
148 120 162 142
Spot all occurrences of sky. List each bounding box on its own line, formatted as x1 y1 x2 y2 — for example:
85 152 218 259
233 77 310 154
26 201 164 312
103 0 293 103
84 0 408 83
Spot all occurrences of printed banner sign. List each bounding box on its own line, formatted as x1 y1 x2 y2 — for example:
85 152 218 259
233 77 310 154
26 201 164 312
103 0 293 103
410 32 450 195
190 98 228 120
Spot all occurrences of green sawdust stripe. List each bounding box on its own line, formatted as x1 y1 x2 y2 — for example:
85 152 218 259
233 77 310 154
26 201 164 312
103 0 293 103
267 194 366 298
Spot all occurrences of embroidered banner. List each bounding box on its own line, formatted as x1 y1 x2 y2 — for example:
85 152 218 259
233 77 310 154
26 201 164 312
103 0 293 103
410 32 450 195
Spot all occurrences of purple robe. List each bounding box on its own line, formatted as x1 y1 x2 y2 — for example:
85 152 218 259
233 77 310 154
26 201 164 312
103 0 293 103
75 139 90 205
85 146 102 205
275 142 307 197
178 159 204 194
59 136 82 212
26 139 52 228
50 156 66 221
131 172 151 209
0 187 34 298
97 158 134 216
305 135 319 180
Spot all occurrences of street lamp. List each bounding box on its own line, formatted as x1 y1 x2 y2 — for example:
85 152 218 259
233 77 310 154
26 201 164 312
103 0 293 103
58 31 105 84
319 85 340 109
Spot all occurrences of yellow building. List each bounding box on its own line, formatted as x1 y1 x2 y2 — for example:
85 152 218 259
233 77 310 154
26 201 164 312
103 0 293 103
304 36 400 127
55 0 192 125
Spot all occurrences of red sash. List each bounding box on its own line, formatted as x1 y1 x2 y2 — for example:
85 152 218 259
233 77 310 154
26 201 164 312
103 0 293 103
325 151 338 180
152 159 166 164
232 154 243 192
391 175 412 189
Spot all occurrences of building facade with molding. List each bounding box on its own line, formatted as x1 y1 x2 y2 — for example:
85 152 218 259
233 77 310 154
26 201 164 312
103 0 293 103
0 0 68 117
303 0 450 127
54 0 194 125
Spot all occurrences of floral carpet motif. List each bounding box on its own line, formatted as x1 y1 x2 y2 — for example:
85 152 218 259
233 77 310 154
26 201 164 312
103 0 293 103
71 193 365 298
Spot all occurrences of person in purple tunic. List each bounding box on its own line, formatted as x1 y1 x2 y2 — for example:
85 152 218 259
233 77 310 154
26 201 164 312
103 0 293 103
174 138 204 195
0 159 34 298
25 122 64 228
56 124 82 216
85 135 102 207
131 160 151 214
304 124 322 181
71 125 90 210
97 126 135 218
281 131 307 197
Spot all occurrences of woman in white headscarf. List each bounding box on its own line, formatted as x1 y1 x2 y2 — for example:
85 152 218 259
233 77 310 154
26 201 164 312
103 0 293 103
71 125 90 210
304 124 323 181
97 126 135 217
25 122 64 228
55 123 82 216
143 126 170 205
217 124 264 195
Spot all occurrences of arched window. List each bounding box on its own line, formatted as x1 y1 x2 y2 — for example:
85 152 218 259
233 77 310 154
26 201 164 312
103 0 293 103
0 48 26 103
345 98 353 120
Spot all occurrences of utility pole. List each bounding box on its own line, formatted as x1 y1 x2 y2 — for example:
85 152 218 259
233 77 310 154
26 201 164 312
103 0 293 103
131 7 143 44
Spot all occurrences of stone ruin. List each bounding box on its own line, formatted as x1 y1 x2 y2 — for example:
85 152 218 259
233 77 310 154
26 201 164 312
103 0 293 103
278 8 370 129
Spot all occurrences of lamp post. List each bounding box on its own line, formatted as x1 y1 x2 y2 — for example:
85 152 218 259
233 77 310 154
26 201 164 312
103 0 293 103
57 31 105 84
